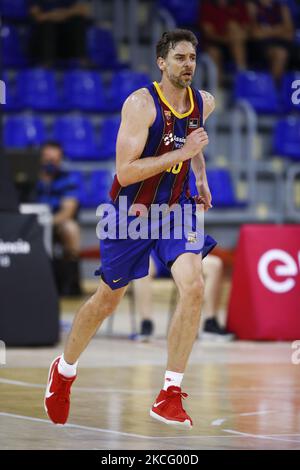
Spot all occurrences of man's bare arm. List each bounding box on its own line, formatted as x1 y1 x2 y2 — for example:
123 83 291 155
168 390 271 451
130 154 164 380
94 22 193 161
53 198 78 226
191 91 216 210
116 89 209 187
191 90 215 178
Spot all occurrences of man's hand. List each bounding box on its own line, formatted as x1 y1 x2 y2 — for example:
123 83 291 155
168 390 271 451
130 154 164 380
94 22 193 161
181 127 209 160
196 180 212 211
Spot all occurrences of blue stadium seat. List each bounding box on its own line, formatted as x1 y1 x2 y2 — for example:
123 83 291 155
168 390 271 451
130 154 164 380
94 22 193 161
98 117 121 159
68 171 85 205
2 72 23 111
71 170 113 207
17 69 61 111
1 24 29 67
63 70 107 111
0 0 28 19
91 170 113 204
273 118 300 161
54 116 99 160
4 116 46 148
108 70 151 110
281 72 300 113
234 71 280 114
189 168 247 208
87 27 120 69
158 0 199 26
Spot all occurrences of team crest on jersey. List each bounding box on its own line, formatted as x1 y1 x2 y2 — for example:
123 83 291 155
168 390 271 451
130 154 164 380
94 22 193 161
187 231 197 243
164 110 172 121
189 118 199 128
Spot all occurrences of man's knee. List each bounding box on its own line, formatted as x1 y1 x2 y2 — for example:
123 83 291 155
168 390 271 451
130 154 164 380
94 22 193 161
90 282 125 319
204 255 223 275
178 274 204 302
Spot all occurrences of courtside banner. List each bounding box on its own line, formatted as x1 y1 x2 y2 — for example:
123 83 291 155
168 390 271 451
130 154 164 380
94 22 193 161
227 225 300 340
0 213 59 346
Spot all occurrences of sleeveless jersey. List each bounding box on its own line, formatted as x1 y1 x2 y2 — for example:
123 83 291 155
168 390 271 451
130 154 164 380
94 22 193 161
109 81 204 208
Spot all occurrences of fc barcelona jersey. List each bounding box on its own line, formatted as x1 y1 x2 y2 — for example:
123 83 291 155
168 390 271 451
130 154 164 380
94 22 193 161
109 81 204 208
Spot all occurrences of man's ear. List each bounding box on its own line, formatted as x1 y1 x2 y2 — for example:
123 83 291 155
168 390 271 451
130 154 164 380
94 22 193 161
157 57 165 72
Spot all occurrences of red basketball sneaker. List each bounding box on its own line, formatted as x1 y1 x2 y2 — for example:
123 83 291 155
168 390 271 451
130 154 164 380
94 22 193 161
44 356 76 425
150 386 193 428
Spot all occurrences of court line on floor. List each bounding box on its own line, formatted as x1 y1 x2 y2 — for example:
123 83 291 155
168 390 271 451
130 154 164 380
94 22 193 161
0 412 157 440
1 412 283 442
223 429 300 444
1 378 298 396
211 410 278 427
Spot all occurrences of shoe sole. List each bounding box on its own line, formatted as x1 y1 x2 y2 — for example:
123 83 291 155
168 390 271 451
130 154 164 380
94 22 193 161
44 355 61 423
149 409 192 429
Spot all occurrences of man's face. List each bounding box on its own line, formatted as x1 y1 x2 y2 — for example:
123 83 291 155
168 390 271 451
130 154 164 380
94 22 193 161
158 41 197 89
41 145 62 168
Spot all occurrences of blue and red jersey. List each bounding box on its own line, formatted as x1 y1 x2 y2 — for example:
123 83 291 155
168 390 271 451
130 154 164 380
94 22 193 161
109 81 204 208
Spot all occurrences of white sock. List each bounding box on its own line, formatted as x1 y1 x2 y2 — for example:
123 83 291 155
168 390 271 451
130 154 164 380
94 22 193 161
58 354 78 378
163 370 184 390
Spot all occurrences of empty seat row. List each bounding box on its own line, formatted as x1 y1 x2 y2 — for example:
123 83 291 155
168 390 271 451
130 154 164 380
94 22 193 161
3 116 121 160
234 71 300 114
4 114 300 161
189 169 247 209
3 69 151 112
1 24 122 69
70 170 114 208
0 0 28 19
70 168 241 209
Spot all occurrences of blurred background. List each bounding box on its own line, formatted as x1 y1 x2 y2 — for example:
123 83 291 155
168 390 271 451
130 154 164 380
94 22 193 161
0 0 300 345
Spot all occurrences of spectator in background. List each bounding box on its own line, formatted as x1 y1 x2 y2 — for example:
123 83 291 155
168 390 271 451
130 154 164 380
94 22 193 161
200 0 251 84
29 0 91 66
133 252 234 342
248 0 294 83
36 141 81 295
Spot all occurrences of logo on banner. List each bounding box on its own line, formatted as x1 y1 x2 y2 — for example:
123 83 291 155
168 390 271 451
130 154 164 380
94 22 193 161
257 249 300 293
0 239 31 269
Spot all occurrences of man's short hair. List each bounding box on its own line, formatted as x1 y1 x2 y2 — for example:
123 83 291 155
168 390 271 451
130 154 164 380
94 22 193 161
41 141 63 153
156 29 198 59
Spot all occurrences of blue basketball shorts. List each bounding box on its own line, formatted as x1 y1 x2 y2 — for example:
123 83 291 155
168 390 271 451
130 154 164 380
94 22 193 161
95 197 217 290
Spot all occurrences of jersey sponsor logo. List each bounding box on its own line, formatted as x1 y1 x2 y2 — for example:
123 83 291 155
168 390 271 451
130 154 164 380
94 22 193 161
163 132 186 147
163 132 174 146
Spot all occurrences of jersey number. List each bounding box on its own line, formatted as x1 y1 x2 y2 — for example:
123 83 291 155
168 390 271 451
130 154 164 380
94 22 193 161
166 162 183 175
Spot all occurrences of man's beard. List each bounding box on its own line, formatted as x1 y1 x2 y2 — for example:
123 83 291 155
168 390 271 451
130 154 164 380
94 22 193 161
168 72 193 89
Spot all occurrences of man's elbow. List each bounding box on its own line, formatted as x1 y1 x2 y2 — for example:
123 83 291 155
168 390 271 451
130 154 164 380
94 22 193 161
117 171 131 187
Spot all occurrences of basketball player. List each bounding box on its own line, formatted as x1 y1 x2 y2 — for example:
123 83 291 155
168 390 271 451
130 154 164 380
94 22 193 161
44 29 217 428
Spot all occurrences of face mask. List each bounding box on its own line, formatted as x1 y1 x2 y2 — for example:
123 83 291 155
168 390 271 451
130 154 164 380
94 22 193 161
42 163 59 175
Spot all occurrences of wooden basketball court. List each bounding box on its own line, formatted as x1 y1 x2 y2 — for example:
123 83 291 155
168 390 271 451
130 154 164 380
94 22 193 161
1 283 300 450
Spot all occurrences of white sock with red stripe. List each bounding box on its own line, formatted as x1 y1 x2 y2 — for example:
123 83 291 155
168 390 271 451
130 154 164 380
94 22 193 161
58 354 78 378
163 370 184 391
